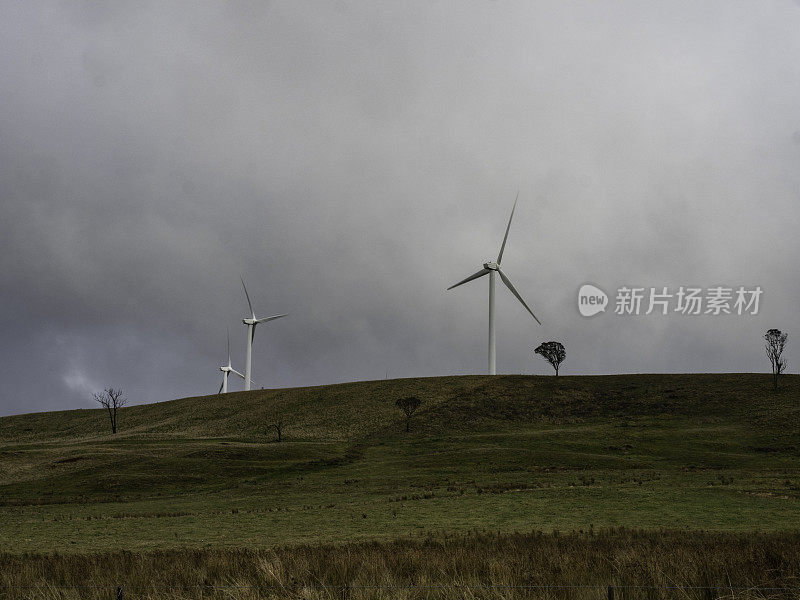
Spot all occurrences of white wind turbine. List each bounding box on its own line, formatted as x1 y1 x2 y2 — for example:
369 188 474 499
218 328 247 394
241 277 287 391
447 194 541 375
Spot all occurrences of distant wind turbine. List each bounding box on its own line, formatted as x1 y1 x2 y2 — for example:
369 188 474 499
446 194 541 375
218 328 247 394
241 276 287 391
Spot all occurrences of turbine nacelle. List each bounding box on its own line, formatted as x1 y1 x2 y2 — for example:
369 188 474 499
483 261 500 271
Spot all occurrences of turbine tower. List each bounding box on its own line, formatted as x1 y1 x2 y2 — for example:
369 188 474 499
447 194 541 375
218 328 247 394
241 276 287 391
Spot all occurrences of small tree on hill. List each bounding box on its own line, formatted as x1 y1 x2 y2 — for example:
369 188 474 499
268 414 285 442
764 329 788 391
93 388 126 434
534 341 566 376
395 396 421 432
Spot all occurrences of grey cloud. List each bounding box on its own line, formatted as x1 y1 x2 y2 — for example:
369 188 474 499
1 1 798 415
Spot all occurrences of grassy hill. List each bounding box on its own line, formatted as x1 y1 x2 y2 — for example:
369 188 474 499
0 374 798 555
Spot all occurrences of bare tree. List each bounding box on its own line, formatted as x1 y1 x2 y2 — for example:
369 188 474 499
268 414 285 442
395 396 421 432
764 329 788 391
534 341 566 376
93 388 126 434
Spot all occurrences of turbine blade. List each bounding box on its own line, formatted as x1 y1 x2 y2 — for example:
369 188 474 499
226 327 230 366
233 370 256 386
256 313 287 324
218 379 224 395
497 192 519 264
447 268 490 291
498 268 541 325
241 276 255 318
251 322 257 343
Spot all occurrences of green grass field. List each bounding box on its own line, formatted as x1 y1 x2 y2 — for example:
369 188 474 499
1 373 798 558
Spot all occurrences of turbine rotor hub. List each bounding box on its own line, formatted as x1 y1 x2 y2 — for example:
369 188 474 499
484 261 499 270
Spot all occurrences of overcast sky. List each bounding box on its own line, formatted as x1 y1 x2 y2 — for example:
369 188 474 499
1 1 798 416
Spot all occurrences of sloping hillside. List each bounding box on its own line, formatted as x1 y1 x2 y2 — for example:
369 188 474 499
3 373 797 441
0 374 798 554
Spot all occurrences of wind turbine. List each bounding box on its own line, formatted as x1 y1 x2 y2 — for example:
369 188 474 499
218 328 247 394
446 194 541 375
241 276 287 391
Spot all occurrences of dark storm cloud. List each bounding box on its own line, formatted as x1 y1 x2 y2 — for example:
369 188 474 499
1 2 798 415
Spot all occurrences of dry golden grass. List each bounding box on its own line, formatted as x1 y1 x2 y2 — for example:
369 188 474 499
2 529 799 599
